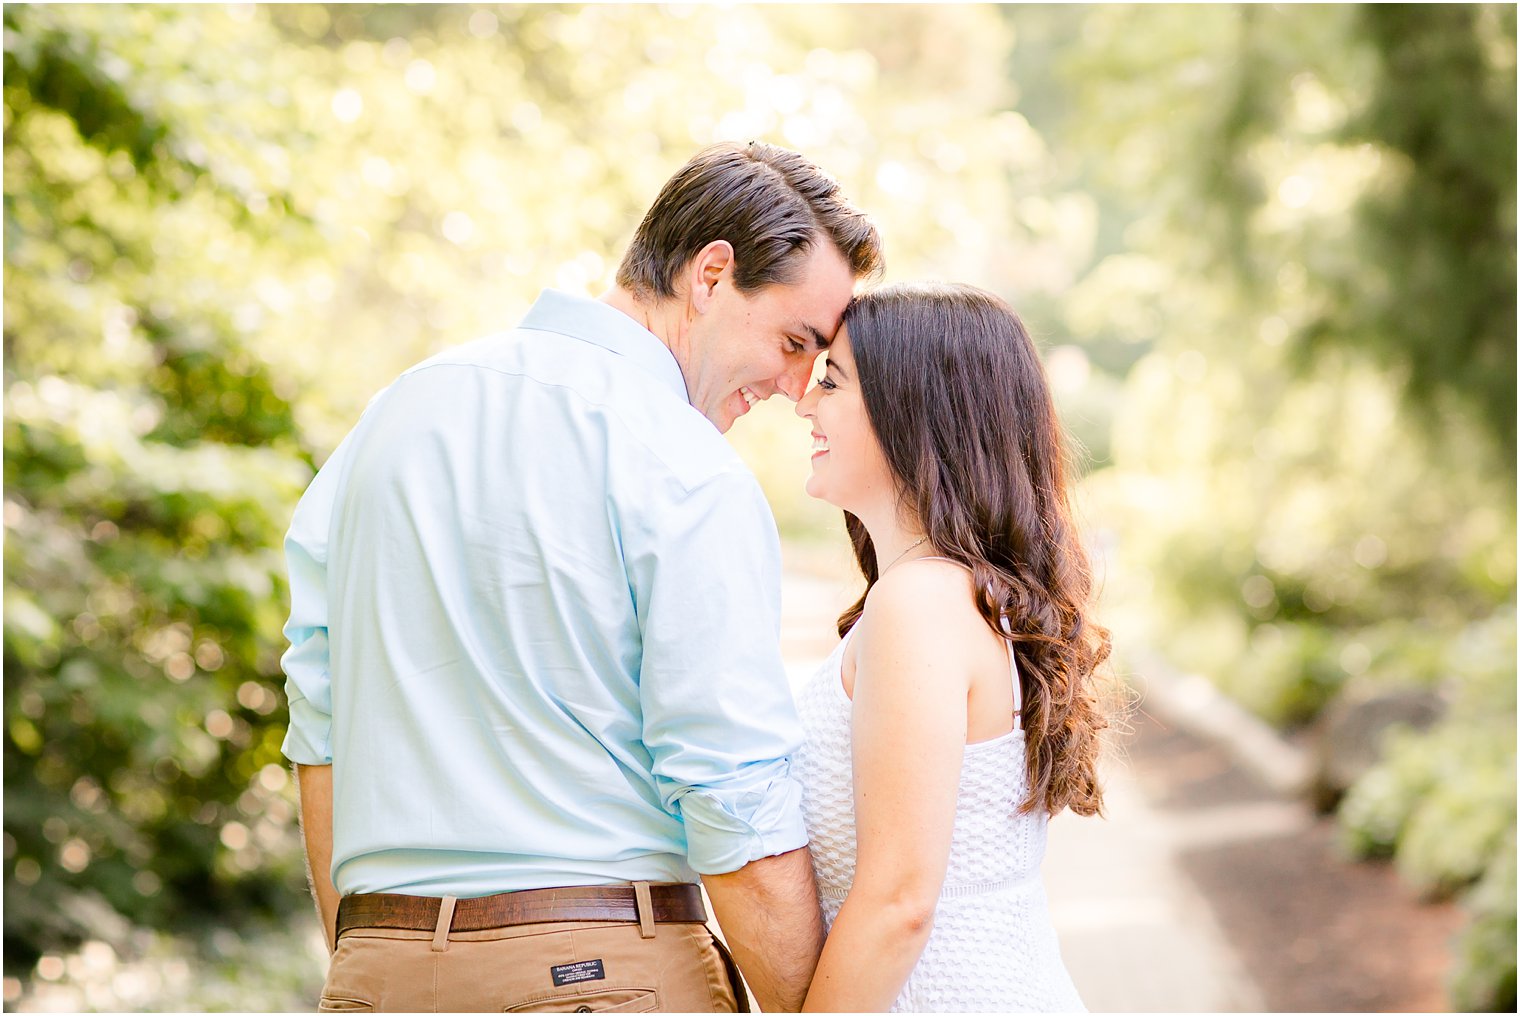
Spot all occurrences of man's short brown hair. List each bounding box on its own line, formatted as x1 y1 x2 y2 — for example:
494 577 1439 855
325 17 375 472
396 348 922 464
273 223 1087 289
617 141 883 299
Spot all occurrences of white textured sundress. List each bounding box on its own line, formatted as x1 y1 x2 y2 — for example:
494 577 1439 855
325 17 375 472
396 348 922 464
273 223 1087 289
793 623 1086 1013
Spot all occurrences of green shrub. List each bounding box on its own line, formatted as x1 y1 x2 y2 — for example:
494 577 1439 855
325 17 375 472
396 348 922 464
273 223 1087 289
1396 740 1514 898
1449 826 1517 1013
1231 622 1344 728
1337 726 1442 859
1339 608 1516 1010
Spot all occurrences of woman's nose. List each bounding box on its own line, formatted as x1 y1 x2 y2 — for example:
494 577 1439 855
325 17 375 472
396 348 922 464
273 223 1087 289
795 383 818 419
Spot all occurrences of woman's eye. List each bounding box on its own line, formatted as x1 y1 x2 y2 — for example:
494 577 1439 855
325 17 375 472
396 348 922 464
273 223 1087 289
817 377 838 391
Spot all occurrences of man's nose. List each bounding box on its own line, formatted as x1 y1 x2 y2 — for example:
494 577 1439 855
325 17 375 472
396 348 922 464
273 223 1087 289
776 360 813 402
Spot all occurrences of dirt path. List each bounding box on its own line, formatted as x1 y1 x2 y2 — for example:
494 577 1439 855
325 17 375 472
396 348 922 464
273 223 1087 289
1124 709 1464 1012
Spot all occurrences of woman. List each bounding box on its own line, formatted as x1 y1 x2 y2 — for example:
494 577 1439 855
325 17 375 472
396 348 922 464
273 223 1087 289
791 282 1112 1012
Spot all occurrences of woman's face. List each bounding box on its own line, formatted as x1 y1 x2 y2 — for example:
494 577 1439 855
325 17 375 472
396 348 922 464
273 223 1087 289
795 325 896 516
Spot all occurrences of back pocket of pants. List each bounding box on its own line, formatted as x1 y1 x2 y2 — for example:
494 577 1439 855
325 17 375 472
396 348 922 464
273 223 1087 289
318 997 374 1013
505 986 658 1013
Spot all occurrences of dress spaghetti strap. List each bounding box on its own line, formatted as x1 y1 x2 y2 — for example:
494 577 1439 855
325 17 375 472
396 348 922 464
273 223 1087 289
896 555 1023 729
998 614 1024 730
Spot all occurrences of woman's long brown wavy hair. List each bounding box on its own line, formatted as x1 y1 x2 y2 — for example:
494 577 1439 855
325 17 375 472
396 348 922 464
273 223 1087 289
837 282 1112 817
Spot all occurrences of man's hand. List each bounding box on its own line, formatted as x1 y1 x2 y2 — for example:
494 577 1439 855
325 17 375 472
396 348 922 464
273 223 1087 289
295 762 340 953
702 847 825 1012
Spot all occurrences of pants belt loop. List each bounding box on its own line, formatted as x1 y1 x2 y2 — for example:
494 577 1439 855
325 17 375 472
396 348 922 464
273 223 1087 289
631 881 656 939
431 895 458 952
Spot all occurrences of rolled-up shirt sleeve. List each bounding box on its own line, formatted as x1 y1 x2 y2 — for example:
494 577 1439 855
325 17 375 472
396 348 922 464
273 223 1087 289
280 453 340 766
628 466 809 875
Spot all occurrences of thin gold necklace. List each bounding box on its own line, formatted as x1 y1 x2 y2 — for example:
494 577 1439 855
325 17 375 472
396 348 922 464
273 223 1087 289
879 536 929 575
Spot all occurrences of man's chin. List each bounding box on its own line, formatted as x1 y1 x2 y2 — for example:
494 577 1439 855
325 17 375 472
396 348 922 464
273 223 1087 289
706 393 752 433
699 407 736 433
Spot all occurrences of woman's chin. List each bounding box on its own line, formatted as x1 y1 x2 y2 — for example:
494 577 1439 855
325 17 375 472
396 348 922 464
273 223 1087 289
803 474 833 505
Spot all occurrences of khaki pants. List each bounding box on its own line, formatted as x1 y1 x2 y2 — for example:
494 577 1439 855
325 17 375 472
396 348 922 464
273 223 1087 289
320 917 745 1013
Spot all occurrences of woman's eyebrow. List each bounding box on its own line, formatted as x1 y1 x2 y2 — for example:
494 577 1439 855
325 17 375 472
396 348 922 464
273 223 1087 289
824 355 851 380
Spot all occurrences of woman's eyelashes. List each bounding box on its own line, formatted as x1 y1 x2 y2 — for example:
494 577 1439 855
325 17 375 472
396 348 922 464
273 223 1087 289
816 376 839 391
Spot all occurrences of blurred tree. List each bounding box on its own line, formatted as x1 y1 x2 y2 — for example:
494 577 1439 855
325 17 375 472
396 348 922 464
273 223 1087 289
1044 6 1515 1007
3 4 316 971
1047 0 1515 726
1312 5 1517 462
1063 4 1515 464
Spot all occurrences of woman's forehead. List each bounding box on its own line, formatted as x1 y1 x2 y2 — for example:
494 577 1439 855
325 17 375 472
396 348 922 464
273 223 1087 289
825 325 855 371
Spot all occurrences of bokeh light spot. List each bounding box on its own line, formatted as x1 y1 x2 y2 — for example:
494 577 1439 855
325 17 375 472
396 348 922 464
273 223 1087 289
206 710 234 739
219 822 249 850
331 88 364 124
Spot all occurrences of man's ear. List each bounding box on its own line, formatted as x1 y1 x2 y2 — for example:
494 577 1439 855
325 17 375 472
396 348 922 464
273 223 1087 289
687 240 735 314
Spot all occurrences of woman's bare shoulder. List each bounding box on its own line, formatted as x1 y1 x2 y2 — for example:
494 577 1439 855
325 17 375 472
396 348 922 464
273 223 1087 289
866 555 978 610
859 557 992 659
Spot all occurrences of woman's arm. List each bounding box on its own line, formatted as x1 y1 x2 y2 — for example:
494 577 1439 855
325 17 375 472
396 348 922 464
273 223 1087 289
802 567 977 1012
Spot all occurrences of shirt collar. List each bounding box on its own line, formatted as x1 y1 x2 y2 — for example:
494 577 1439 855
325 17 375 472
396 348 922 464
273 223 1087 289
519 289 689 404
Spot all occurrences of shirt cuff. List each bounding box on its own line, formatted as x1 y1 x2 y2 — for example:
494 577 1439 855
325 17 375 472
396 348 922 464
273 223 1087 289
677 774 809 875
281 693 333 766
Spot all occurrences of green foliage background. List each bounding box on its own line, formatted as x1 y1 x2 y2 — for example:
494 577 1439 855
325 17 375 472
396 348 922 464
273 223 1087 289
3 4 1514 1011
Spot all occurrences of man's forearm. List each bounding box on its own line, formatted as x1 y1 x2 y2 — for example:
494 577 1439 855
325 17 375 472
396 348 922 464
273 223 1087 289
702 847 825 1012
295 762 340 953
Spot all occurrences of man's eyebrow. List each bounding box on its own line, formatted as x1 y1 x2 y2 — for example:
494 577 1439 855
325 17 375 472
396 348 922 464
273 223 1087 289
800 323 830 350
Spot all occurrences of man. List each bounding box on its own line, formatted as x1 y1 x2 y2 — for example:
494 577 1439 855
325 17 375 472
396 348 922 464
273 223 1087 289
280 141 882 1013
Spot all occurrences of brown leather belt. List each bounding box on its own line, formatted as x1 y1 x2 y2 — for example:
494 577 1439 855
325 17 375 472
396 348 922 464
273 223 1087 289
335 883 707 940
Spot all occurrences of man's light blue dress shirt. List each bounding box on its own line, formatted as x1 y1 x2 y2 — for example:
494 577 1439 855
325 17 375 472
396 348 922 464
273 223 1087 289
281 290 808 897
